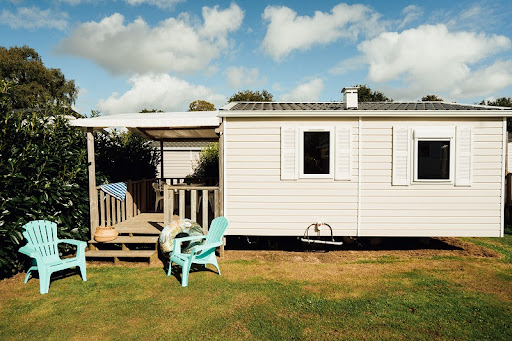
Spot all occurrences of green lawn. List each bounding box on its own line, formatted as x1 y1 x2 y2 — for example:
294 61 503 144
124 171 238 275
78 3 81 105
1 235 512 340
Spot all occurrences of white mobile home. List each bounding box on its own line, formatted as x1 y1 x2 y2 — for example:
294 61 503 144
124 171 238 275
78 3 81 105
72 87 511 249
220 88 510 238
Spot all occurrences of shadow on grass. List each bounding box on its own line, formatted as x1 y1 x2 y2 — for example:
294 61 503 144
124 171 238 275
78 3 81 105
225 236 462 252
166 263 219 286
25 267 85 291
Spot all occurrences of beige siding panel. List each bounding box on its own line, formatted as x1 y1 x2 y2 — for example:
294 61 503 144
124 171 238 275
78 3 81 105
361 196 500 204
359 229 500 237
228 188 358 197
227 226 357 236
228 215 357 223
225 117 359 236
362 189 498 197
362 216 500 224
227 117 359 128
225 202 358 210
227 148 281 156
359 117 503 237
360 203 498 210
228 181 358 189
226 134 280 142
157 150 199 178
474 127 504 135
361 182 501 190
363 209 497 217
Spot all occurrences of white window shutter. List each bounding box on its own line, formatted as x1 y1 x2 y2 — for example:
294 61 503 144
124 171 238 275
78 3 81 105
281 126 298 180
335 126 352 180
455 126 472 186
392 126 410 186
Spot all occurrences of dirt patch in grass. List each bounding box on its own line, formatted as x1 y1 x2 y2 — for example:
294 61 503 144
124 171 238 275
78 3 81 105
222 237 499 264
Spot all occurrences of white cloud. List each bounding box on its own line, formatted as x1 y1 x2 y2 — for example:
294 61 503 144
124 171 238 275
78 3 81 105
329 55 367 75
460 4 482 20
97 73 226 115
125 0 184 10
397 5 422 30
456 60 512 98
0 6 68 30
261 3 387 61
58 0 82 5
280 79 324 102
358 24 512 99
225 66 265 88
58 4 244 74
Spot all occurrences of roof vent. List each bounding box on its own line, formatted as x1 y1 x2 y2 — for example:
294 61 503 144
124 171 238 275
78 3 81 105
342 87 359 110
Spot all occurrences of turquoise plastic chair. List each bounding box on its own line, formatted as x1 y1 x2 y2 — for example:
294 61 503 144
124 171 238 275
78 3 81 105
168 216 229 287
18 220 87 294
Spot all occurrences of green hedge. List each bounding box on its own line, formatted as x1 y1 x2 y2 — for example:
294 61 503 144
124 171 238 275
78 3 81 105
0 109 90 278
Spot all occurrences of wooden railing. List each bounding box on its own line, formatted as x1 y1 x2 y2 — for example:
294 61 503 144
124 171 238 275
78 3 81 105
163 184 220 233
97 178 156 227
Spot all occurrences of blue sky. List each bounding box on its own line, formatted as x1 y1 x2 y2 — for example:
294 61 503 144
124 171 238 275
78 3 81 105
1 0 512 115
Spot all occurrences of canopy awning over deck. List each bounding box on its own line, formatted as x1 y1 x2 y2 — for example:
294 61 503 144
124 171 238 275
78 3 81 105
70 111 220 141
73 110 225 239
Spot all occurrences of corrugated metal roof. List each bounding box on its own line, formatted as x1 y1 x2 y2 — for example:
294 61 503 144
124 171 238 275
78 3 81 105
227 102 508 111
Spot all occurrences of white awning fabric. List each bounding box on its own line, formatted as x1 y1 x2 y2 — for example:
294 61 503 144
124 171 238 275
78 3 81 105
70 111 221 141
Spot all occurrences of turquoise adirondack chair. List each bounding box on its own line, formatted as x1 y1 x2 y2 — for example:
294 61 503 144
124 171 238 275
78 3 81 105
168 216 229 287
18 220 87 294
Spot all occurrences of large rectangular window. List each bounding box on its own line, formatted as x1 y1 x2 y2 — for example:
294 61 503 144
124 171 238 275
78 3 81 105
299 127 333 178
417 140 450 180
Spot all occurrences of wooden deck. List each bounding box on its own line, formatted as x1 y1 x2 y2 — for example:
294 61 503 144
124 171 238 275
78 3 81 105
114 213 164 235
86 213 165 264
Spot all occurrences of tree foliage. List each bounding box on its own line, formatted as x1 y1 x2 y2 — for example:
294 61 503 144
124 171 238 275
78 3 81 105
228 90 274 102
480 97 512 131
0 81 89 278
94 129 160 184
479 97 512 107
422 94 444 101
190 142 219 179
0 45 78 111
0 72 160 278
188 100 216 111
140 108 163 113
355 84 392 102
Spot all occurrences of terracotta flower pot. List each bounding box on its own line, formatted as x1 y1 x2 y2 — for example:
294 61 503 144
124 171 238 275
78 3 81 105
94 226 119 242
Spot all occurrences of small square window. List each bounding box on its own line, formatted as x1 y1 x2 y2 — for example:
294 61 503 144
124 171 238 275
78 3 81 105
417 140 451 180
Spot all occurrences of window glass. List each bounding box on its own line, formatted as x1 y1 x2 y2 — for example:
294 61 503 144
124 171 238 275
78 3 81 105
417 140 450 180
303 131 330 174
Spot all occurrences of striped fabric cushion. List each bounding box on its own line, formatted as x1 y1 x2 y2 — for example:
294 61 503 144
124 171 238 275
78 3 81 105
99 182 127 201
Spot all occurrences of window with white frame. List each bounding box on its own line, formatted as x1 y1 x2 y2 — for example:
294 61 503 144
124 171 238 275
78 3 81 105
300 127 334 178
280 125 352 181
416 140 452 180
413 127 454 182
392 125 471 186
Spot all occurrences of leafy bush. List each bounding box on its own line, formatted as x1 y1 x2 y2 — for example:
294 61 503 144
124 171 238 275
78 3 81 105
0 108 90 278
190 142 219 179
94 129 159 183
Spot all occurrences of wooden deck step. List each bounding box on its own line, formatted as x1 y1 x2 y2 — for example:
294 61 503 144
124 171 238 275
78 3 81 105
116 226 162 235
89 236 158 244
86 250 157 260
86 250 156 258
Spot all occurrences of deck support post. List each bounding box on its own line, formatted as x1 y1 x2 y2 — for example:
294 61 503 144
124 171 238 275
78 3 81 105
160 140 164 180
87 128 99 240
217 121 225 257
